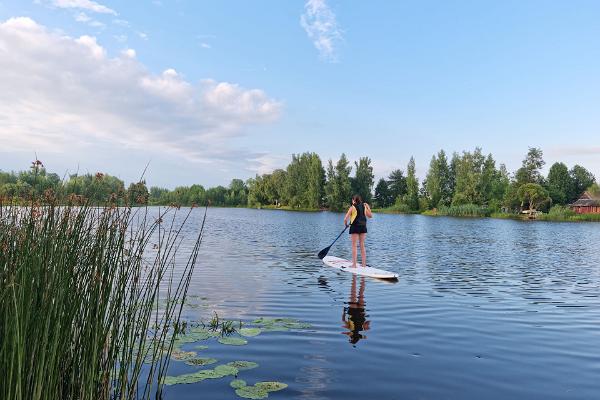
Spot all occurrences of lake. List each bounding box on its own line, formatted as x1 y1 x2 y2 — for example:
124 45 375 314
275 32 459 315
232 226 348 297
161 207 600 400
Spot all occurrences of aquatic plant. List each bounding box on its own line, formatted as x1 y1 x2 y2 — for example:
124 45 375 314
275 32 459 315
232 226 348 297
226 361 259 370
184 357 218 366
234 381 288 399
162 364 239 385
239 328 262 337
218 337 248 346
0 200 207 400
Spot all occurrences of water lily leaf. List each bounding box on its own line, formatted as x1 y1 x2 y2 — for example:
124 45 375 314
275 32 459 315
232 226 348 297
230 379 247 389
255 382 288 392
235 386 268 399
214 364 239 376
161 364 239 386
184 357 217 366
194 345 209 350
170 350 197 361
218 337 248 346
239 328 261 337
226 360 259 370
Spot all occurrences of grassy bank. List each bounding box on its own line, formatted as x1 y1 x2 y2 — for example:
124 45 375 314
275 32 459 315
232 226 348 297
374 203 600 222
0 199 206 400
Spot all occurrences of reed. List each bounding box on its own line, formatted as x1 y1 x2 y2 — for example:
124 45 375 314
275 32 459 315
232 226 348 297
0 197 206 400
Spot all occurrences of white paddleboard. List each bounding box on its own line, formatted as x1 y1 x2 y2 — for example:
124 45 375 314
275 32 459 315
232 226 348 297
322 256 399 280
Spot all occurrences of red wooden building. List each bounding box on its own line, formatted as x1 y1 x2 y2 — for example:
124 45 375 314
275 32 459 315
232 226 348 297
570 191 600 214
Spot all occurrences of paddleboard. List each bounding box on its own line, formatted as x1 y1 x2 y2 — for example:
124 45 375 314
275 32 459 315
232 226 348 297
322 256 399 280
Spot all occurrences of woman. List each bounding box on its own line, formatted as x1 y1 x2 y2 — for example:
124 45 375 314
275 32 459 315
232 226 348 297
343 194 373 268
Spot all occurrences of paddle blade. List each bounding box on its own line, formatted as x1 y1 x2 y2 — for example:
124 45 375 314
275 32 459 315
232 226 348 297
317 246 330 259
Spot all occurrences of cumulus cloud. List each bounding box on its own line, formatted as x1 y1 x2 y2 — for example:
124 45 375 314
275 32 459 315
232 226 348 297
300 0 342 62
0 17 281 167
52 0 116 15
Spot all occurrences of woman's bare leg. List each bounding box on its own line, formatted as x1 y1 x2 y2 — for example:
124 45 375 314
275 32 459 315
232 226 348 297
359 233 367 267
351 234 358 268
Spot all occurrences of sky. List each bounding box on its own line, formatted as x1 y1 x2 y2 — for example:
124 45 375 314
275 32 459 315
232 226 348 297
1 0 599 188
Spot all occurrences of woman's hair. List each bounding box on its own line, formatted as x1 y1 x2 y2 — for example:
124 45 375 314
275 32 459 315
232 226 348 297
352 194 363 204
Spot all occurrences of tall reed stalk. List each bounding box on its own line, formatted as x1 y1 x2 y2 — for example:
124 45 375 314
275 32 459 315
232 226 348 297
0 197 205 400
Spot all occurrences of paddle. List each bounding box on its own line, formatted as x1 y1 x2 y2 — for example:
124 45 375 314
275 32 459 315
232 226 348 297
318 223 350 259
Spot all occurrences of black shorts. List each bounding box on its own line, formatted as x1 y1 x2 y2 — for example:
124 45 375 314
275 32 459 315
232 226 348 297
349 224 367 234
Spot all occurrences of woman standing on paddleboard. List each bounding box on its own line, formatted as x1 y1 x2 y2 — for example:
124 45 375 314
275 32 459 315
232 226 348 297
343 195 373 268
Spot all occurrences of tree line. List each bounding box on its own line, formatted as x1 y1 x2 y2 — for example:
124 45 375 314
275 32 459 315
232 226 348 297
0 148 596 212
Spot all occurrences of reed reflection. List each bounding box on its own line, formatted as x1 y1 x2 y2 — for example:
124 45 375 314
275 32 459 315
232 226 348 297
342 275 370 346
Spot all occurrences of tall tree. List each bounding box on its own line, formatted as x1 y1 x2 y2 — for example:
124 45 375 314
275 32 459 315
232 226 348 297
404 157 419 211
325 154 352 211
425 150 452 208
373 178 392 208
352 157 374 203
569 165 596 201
546 162 573 205
387 169 407 204
515 147 545 185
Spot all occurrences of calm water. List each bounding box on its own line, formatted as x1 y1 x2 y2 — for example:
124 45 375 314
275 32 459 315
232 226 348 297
161 207 600 400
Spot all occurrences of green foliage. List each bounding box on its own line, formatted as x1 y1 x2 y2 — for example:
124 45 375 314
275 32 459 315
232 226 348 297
433 204 492 217
570 165 596 201
517 183 550 211
404 157 419 211
515 147 545 185
425 150 452 208
387 169 407 203
0 201 205 399
351 157 374 203
546 162 572 205
373 178 392 208
325 154 352 211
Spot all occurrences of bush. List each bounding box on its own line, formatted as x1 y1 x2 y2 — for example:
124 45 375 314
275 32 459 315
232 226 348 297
435 204 492 218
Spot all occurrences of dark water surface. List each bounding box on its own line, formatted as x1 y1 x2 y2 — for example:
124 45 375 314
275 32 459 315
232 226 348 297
162 207 600 400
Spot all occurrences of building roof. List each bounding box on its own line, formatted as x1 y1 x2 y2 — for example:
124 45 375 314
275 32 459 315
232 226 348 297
570 191 600 207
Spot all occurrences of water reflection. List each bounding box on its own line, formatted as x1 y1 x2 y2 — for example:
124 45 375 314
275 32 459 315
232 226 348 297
342 275 370 346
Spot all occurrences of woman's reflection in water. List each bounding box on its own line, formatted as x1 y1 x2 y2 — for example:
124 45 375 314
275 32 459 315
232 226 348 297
342 275 370 346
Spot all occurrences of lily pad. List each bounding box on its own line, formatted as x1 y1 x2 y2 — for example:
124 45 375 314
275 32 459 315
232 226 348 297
255 382 288 392
194 345 209 350
185 357 217 366
235 386 268 399
218 337 248 346
239 327 261 337
230 379 247 389
226 360 259 370
170 350 197 361
161 364 239 386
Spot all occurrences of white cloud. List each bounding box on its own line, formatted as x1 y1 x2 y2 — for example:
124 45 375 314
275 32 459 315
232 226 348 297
200 42 211 49
0 17 282 168
52 0 116 15
136 31 148 40
300 0 342 62
74 12 90 22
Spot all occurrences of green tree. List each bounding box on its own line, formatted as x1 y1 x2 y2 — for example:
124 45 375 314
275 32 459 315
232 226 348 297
352 157 374 203
517 183 550 212
425 150 452 208
515 147 545 185
127 181 149 205
373 178 392 208
546 162 573 205
325 154 352 211
404 157 419 211
387 169 407 203
569 165 596 201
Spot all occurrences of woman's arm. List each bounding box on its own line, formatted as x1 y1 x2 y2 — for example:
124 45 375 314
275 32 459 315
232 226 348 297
364 203 373 218
343 206 353 226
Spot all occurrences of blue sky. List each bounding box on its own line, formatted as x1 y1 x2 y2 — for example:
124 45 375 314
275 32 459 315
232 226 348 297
1 0 599 188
